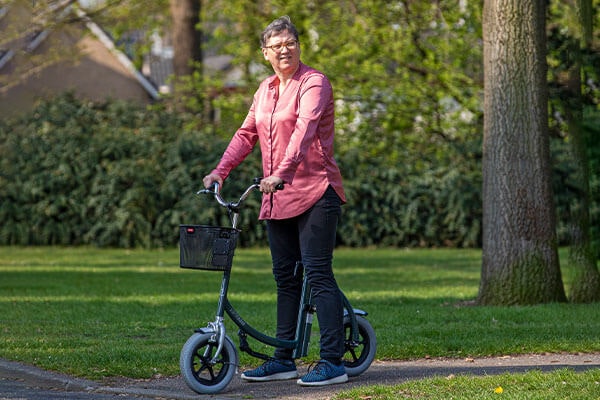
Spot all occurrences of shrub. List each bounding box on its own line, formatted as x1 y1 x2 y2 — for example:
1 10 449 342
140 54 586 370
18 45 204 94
0 94 485 248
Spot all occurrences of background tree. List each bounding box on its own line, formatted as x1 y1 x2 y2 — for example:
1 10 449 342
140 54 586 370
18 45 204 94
478 0 566 305
166 0 207 115
169 0 201 77
548 0 600 302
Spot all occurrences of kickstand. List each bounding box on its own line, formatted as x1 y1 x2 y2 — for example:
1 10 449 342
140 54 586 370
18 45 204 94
238 330 270 361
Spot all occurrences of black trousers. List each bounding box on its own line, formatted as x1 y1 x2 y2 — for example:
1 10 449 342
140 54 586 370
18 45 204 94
267 186 344 361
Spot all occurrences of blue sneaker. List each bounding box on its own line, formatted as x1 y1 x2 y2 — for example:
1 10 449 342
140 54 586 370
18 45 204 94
241 358 298 382
297 359 348 386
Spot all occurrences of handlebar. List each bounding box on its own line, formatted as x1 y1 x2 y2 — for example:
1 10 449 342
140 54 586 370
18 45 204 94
197 177 283 214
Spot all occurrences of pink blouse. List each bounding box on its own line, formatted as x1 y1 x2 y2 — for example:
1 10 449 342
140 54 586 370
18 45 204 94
211 62 346 220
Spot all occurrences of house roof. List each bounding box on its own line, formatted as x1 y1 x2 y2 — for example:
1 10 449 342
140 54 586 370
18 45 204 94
0 2 254 119
0 2 159 118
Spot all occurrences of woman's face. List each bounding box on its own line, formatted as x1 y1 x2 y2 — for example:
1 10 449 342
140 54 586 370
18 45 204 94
262 30 300 76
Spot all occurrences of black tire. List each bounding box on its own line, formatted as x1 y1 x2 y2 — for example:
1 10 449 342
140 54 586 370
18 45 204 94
342 315 376 377
179 332 238 394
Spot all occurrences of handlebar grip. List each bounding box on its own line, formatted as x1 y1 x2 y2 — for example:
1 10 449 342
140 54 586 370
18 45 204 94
253 177 284 191
196 182 220 195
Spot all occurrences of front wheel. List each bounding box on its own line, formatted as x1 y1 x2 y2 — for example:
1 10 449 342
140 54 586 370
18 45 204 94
342 315 376 377
179 332 238 394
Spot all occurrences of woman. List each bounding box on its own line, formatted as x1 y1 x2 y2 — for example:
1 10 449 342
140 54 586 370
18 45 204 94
202 16 347 387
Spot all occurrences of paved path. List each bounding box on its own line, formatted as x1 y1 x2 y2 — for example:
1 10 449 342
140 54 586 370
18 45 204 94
2 354 599 400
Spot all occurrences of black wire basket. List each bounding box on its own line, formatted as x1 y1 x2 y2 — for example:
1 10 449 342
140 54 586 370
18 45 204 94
179 225 240 271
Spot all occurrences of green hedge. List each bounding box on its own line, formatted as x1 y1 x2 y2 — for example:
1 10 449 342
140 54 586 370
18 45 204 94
4 94 589 250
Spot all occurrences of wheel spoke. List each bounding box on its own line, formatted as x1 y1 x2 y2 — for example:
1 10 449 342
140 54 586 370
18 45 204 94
345 346 359 363
192 345 221 381
205 361 216 379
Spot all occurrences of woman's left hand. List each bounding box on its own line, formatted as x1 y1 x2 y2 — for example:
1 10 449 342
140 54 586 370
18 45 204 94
260 176 284 193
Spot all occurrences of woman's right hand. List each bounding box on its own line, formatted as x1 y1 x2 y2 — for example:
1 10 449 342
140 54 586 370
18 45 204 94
203 173 223 189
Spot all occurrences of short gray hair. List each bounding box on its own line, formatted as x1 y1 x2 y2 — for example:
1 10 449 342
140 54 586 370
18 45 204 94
260 16 299 48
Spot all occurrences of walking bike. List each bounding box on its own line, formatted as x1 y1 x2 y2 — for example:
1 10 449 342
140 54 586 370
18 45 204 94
178 179 376 394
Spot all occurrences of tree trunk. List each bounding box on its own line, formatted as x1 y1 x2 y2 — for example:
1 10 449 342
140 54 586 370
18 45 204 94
478 0 567 305
169 0 202 77
565 0 600 303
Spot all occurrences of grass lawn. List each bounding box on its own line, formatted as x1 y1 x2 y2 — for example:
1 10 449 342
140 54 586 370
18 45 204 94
1 246 599 397
335 368 600 400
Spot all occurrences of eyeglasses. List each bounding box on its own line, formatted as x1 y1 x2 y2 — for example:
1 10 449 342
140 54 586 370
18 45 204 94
264 40 298 53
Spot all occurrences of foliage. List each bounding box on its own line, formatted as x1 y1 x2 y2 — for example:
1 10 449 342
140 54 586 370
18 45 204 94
584 107 600 259
196 0 597 257
198 0 487 248
547 0 600 260
200 0 484 158
80 0 171 70
0 94 257 248
0 94 484 248
1 1 597 252
339 147 482 248
0 96 591 251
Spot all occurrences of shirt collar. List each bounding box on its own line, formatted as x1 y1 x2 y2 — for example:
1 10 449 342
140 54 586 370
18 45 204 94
267 62 305 90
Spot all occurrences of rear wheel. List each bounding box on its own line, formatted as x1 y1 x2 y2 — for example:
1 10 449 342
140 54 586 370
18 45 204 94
342 315 376 377
180 332 238 394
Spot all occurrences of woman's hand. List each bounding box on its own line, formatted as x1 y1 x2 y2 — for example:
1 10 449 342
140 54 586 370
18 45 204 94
260 176 284 193
203 173 223 189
